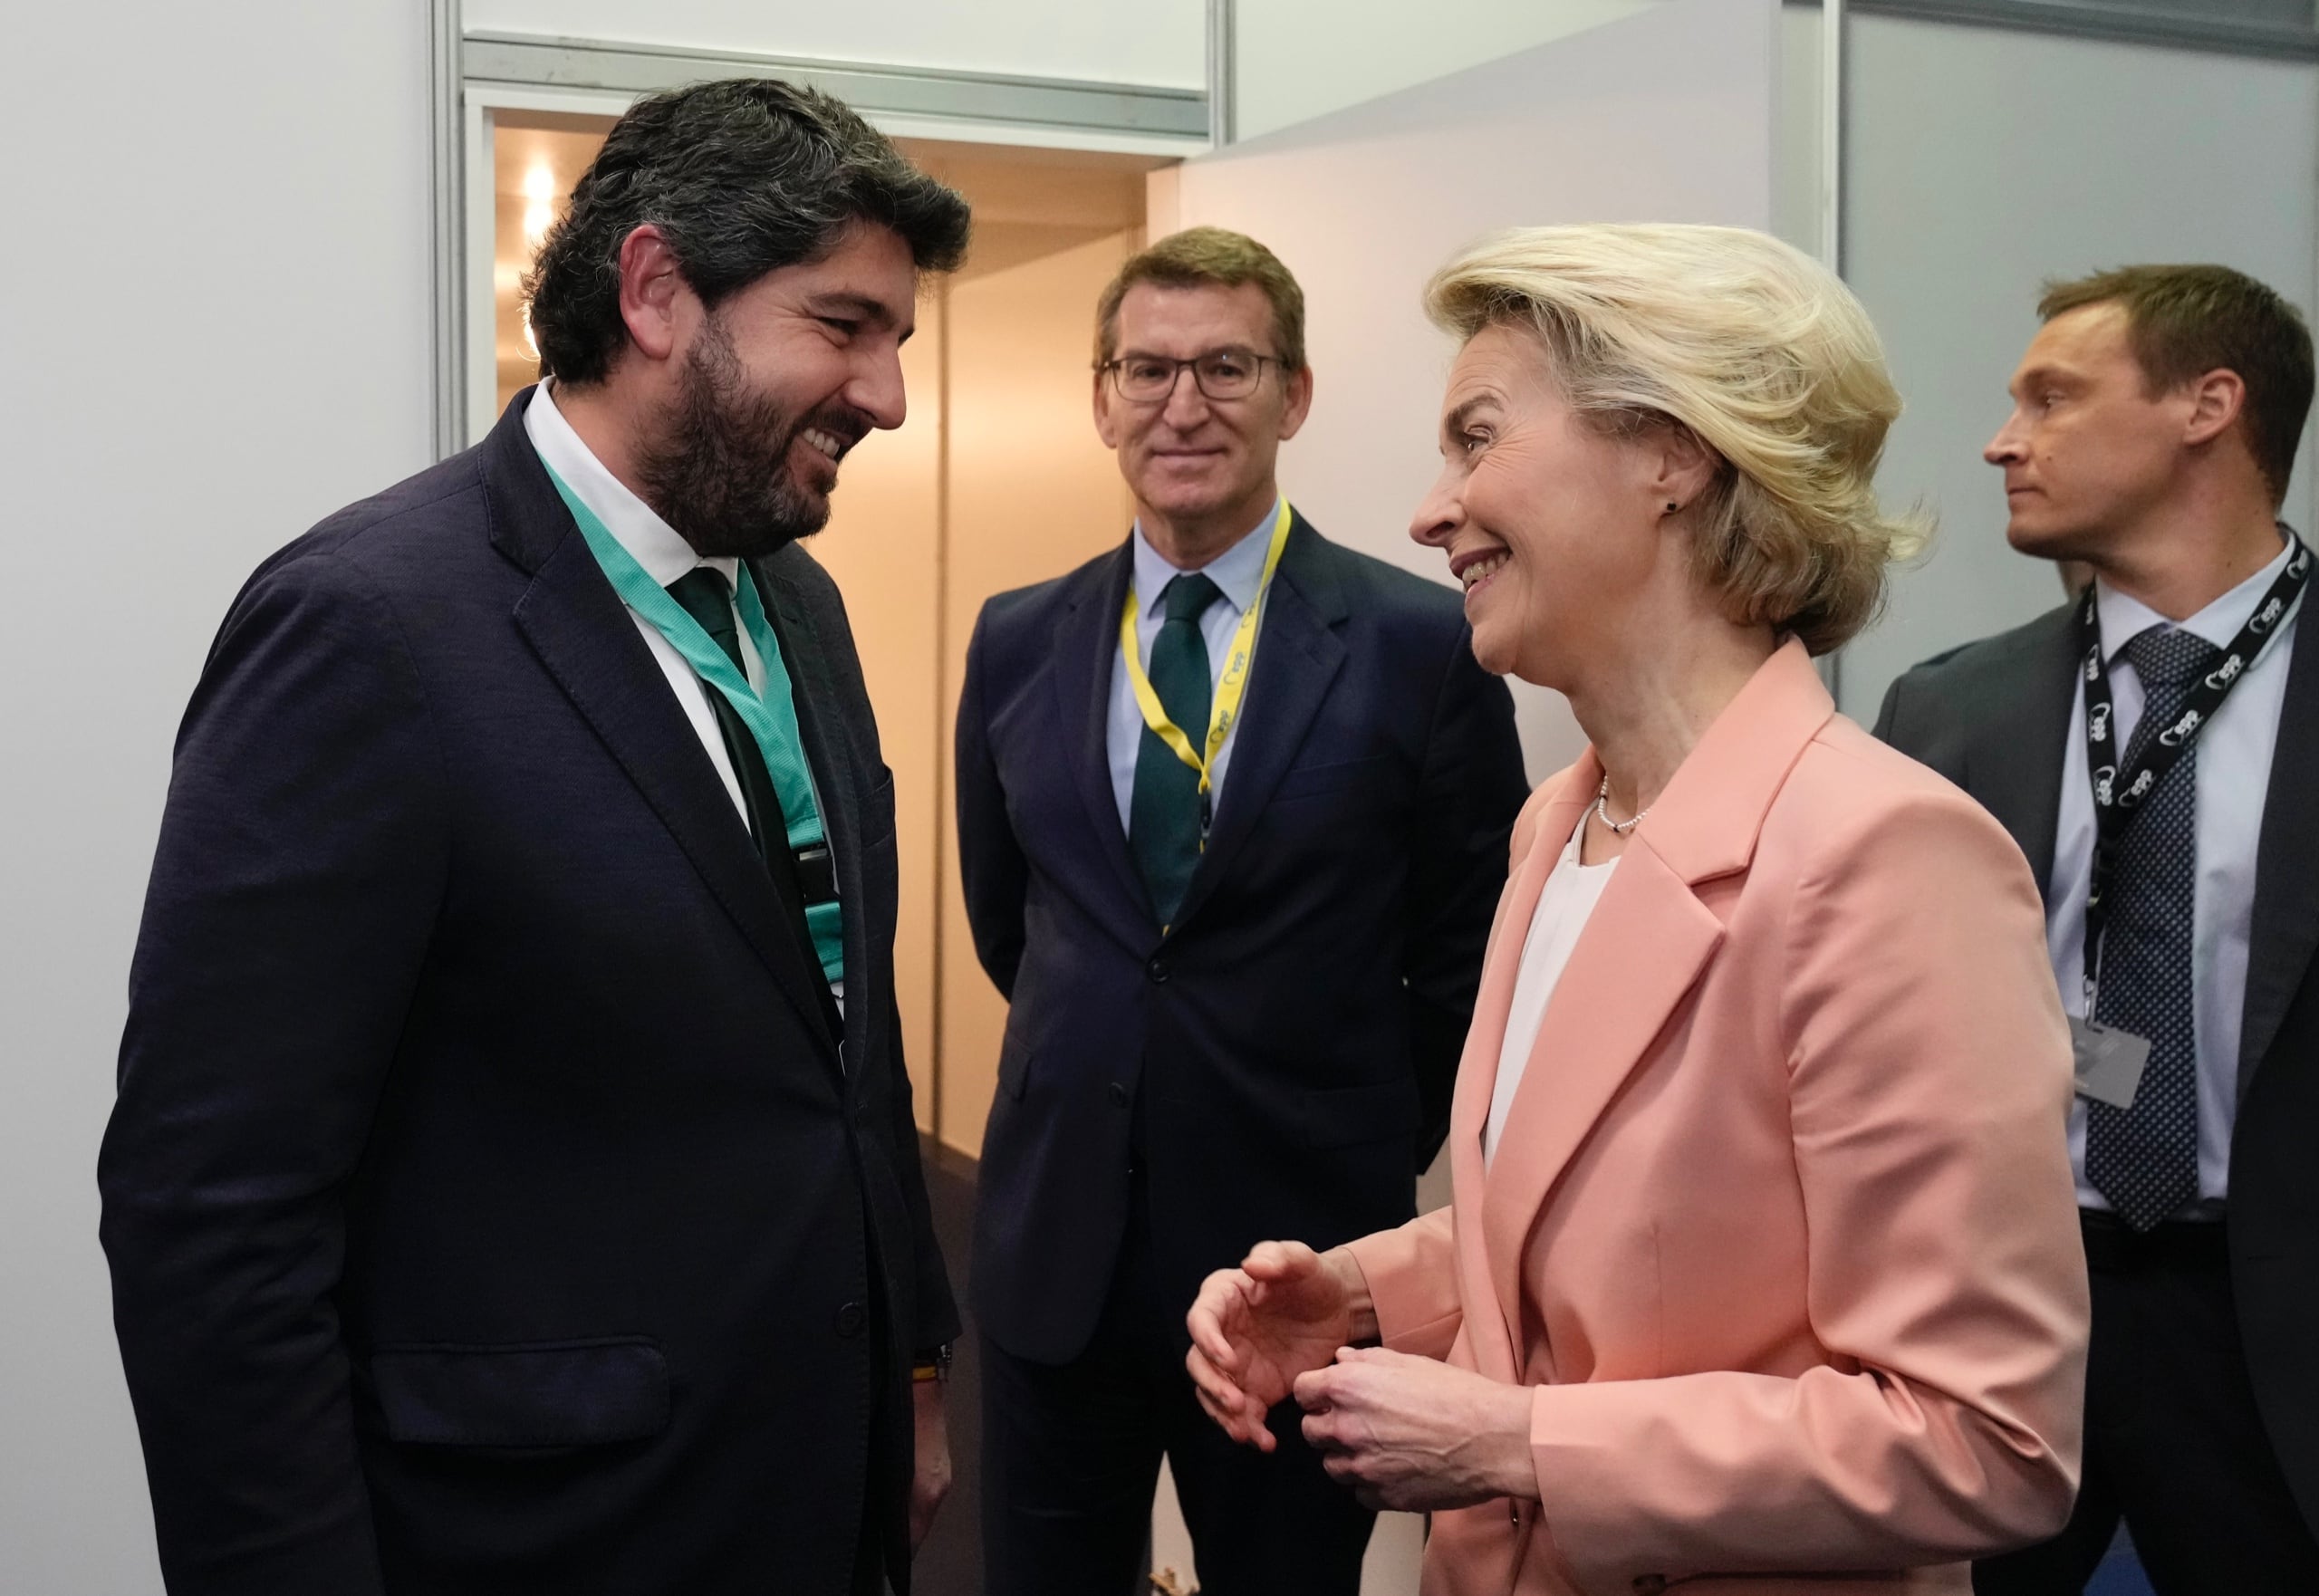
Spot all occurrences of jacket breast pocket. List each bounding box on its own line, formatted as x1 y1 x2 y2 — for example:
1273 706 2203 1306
361 1337 670 1449
1268 755 1392 808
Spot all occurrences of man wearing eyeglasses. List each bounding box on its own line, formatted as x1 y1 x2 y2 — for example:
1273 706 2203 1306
954 226 1527 1594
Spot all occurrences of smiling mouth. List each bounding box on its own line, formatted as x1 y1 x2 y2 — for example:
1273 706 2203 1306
1452 550 1509 592
800 426 852 464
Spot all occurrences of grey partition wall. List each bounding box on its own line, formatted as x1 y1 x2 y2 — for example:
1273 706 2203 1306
1838 9 2319 719
1164 0 1780 781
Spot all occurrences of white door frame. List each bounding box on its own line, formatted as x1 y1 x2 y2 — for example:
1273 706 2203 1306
428 1 1220 453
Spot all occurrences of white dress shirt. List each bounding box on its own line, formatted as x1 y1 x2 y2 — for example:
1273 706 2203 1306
1485 819 1620 1168
524 385 843 1005
1105 508 1281 832
2049 536 2303 1210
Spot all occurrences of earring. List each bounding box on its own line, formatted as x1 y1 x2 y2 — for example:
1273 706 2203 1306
1665 500 1679 514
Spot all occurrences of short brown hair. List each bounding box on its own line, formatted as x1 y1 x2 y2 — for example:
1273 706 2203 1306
2039 264 2314 505
1093 226 1307 370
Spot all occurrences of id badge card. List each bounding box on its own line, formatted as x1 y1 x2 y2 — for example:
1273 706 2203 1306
2070 1014 2151 1109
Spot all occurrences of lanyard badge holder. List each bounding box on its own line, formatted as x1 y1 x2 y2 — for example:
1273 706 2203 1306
2068 533 2310 1106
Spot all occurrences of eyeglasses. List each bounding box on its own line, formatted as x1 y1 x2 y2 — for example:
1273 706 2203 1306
1099 349 1282 404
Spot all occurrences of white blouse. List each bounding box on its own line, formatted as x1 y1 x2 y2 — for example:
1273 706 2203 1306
1484 821 1620 1168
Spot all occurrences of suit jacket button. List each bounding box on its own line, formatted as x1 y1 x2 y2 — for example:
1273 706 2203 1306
834 1302 867 1339
1110 1082 1128 1105
1146 957 1170 984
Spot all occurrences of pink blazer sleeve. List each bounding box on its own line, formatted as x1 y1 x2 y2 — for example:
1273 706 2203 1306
1528 785 2089 1591
1345 1206 1461 1359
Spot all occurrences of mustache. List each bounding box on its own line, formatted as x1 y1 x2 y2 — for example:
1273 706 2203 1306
797 405 873 460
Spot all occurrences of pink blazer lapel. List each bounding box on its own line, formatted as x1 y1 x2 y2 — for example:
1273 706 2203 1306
1446 757 1598 1379
1467 640 1837 1364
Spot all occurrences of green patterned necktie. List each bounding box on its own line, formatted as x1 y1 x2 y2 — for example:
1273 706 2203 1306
665 567 831 1022
1129 573 1223 927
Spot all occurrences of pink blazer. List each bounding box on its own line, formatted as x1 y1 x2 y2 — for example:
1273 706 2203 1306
1345 640 2089 1596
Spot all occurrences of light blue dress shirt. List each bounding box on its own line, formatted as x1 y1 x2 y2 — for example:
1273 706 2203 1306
1106 508 1282 832
2049 535 2303 1210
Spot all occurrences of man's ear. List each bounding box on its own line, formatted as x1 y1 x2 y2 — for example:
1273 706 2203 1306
1276 365 1315 443
1093 369 1124 449
2182 367 2248 450
616 225 689 365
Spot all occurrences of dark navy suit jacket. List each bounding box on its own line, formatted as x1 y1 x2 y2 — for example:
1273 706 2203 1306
956 514 1528 1364
99 391 955 1595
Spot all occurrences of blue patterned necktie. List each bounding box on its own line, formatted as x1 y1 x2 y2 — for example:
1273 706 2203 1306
2084 624 2221 1231
1128 573 1223 927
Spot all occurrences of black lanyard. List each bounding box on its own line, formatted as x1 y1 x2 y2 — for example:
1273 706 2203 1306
2077 532 2310 1003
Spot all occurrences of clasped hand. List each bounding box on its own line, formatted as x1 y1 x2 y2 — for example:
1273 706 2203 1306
1184 1240 1537 1513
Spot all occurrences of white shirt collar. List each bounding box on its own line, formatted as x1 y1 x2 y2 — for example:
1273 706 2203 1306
1130 499 1285 620
524 382 740 591
2093 527 2299 665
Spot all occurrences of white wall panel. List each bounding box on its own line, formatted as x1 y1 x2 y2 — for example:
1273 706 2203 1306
1840 14 2319 718
0 4 433 1593
1232 0 1665 140
465 0 1208 88
1168 0 1779 781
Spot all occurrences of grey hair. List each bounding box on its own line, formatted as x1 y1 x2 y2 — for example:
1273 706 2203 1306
524 78 971 387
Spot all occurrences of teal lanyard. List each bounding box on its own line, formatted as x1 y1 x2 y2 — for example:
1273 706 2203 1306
541 460 843 985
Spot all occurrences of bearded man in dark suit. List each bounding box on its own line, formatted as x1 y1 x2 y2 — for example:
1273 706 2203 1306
101 79 968 1596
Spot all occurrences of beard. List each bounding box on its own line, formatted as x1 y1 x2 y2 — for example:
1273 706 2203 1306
634 309 862 560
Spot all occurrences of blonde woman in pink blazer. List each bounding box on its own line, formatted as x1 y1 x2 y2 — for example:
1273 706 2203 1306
1186 225 2091 1595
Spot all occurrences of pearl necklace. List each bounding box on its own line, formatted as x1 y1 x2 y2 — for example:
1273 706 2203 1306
1593 775 1650 835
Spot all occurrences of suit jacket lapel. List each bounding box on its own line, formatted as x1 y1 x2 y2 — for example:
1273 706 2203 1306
1169 521 1348 931
756 553 868 1076
2241 611 2319 1094
1050 543 1153 918
1977 606 2080 898
486 394 842 1062
1477 642 1830 1344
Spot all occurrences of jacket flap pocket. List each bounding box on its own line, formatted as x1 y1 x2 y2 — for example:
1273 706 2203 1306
1301 1077 1418 1149
365 1337 670 1447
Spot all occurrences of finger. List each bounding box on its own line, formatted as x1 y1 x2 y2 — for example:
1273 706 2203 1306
1243 1389 1280 1453
1243 1239 1317 1281
1187 1291 1247 1370
1301 1409 1339 1452
1292 1364 1336 1411
1193 1381 1245 1442
1186 1349 1250 1418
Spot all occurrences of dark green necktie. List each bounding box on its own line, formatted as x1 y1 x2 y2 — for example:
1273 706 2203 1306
666 567 833 1032
1129 572 1223 928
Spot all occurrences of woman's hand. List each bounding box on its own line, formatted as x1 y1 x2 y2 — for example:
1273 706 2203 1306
1294 1347 1537 1512
1186 1241 1376 1451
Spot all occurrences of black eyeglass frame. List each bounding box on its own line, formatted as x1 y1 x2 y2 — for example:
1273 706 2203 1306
1095 349 1286 404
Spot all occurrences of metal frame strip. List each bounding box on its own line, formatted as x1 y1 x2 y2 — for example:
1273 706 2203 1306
1795 0 2319 62
463 32 1211 142
429 0 466 458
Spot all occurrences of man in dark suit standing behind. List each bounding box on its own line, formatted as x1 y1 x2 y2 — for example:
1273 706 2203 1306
100 81 968 1596
1876 265 2319 1594
955 227 1528 1594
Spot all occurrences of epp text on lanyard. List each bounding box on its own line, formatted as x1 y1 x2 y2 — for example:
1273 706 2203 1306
2069 533 2309 1106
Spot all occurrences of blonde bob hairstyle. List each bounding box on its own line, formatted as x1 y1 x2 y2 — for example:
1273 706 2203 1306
1426 224 1924 656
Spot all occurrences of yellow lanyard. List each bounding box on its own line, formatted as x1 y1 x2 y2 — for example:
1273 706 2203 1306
1118 497 1294 799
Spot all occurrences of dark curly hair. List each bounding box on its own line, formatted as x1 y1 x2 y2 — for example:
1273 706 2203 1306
524 78 971 386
